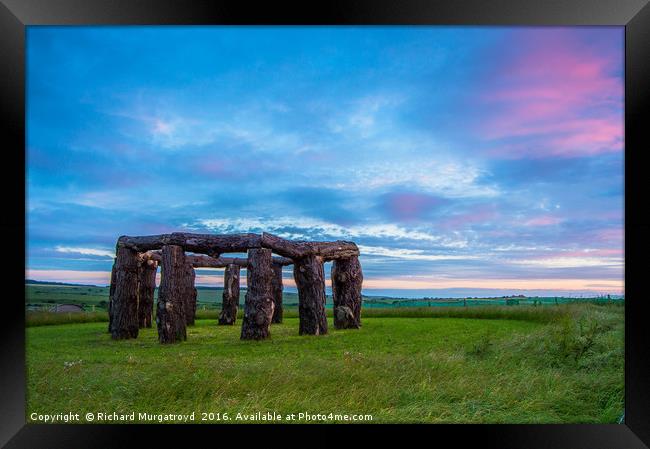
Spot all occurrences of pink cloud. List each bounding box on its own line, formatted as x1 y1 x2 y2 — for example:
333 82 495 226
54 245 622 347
592 228 624 244
362 276 623 292
478 29 623 159
384 192 441 221
194 160 226 176
439 205 498 230
524 215 562 226
26 270 111 285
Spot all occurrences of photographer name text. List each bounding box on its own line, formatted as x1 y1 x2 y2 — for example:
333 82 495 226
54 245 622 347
29 411 373 423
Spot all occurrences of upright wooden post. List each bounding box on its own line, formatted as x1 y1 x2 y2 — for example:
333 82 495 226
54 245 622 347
331 256 363 329
108 258 116 333
157 245 187 343
294 255 328 335
184 263 197 326
241 248 275 340
137 260 157 328
111 247 140 340
271 264 283 324
219 264 240 325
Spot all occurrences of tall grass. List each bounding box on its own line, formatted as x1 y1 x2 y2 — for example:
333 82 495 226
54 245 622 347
26 303 624 423
26 311 109 327
26 303 621 327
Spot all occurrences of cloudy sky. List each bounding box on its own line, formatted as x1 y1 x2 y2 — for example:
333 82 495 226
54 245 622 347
26 26 624 297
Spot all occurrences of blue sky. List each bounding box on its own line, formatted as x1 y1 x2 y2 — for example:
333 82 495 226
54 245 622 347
26 26 624 297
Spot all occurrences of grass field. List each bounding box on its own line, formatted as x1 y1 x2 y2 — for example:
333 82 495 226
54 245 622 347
26 303 624 424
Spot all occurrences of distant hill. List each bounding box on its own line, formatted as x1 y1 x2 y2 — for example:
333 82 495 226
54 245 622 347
195 285 229 291
26 279 101 287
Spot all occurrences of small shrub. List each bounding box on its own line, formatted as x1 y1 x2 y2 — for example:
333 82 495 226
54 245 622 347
544 315 605 366
466 331 493 357
572 317 599 361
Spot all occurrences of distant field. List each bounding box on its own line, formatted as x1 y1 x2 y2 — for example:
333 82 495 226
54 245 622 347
26 283 298 311
25 283 622 313
26 303 623 423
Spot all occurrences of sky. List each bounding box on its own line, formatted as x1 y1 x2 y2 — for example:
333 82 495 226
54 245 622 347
26 26 624 297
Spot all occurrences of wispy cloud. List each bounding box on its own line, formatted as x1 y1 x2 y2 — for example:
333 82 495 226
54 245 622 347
194 216 467 247
328 93 406 138
509 256 623 269
54 246 114 259
524 215 563 226
359 245 480 261
335 160 499 199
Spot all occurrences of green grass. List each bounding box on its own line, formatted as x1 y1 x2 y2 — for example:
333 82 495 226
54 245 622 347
26 304 582 327
26 303 623 424
26 284 111 309
26 283 301 311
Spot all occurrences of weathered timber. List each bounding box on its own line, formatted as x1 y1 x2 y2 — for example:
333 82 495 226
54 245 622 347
184 263 197 326
142 251 293 268
261 232 359 260
107 258 117 333
137 260 157 328
271 264 283 324
185 254 293 268
331 256 363 329
111 247 140 340
241 248 275 340
117 233 261 257
210 255 293 267
139 250 162 263
273 257 294 266
156 245 187 343
219 264 240 325
294 255 328 335
185 254 236 268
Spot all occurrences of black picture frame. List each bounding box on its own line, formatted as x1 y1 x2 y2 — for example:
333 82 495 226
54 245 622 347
2 0 648 447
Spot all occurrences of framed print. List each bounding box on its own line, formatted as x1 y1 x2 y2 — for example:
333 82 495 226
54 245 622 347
2 0 649 447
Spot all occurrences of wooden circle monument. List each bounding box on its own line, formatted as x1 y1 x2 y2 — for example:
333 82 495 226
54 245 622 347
108 232 363 343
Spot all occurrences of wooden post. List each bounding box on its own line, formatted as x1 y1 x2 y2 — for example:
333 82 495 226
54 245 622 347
184 263 197 326
271 264 283 324
107 258 116 333
331 256 363 329
157 245 187 343
241 248 275 340
137 260 157 328
294 255 328 335
111 247 140 340
219 264 240 325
